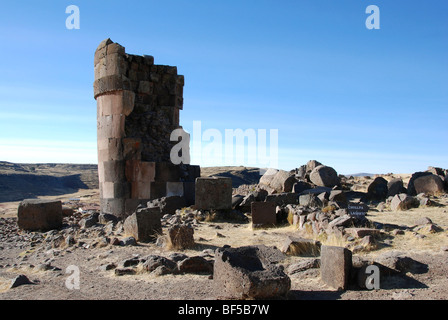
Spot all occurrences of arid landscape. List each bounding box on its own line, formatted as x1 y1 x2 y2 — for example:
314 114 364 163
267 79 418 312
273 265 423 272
0 161 447 300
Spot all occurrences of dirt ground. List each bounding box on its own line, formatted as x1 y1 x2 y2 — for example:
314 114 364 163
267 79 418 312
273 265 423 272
1 182 448 301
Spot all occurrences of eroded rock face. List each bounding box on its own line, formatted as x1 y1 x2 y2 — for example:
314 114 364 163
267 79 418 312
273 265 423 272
213 245 290 299
309 165 340 188
17 199 62 232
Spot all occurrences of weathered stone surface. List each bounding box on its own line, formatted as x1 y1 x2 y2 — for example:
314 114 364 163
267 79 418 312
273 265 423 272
387 178 406 197
251 201 276 228
292 181 312 194
309 165 340 188
123 207 162 242
17 199 62 231
367 177 388 200
407 172 433 196
195 177 232 210
286 258 320 275
265 192 298 206
345 228 380 238
320 246 352 291
280 236 321 256
269 170 296 193
10 274 34 289
177 256 213 274
143 255 177 273
306 160 322 173
214 245 291 299
390 193 419 211
148 196 186 215
413 174 444 196
168 224 195 250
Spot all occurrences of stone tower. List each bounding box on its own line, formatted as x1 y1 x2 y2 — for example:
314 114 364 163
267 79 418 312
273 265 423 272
93 39 199 218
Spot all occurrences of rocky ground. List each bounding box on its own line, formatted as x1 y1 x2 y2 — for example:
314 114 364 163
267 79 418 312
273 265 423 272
0 165 448 301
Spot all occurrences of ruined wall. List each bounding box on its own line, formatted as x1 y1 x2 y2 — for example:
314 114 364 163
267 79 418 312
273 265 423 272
93 39 199 218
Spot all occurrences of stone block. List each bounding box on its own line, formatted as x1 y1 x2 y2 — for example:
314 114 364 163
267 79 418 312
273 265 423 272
320 246 352 291
131 181 151 199
125 160 155 182
97 114 125 139
103 182 129 199
123 207 162 242
150 181 167 200
155 162 181 182
183 181 196 206
17 199 62 231
195 177 232 210
166 182 184 197
213 245 290 299
122 138 142 160
251 201 276 228
97 138 123 162
168 225 195 250
101 198 125 218
102 160 125 182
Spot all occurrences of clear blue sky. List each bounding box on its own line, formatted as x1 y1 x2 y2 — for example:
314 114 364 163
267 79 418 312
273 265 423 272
0 1 447 174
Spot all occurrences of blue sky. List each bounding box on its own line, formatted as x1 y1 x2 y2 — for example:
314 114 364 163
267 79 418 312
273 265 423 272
0 1 447 174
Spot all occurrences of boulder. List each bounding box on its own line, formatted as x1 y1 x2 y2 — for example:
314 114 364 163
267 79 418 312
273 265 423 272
292 181 312 194
390 193 419 211
269 170 296 193
413 174 444 196
306 160 322 173
148 196 186 215
123 207 162 242
214 245 290 299
309 165 340 188
251 201 276 228
367 177 388 201
320 246 352 291
142 255 177 273
407 172 433 196
168 224 195 250
17 199 62 232
177 256 213 274
387 178 406 197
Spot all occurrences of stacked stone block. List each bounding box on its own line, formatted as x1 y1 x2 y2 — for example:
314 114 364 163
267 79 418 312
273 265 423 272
94 39 199 218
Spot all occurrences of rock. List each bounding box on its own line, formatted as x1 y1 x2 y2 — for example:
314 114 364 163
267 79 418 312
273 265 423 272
114 268 136 276
415 217 433 226
344 228 381 238
328 215 353 229
148 196 187 216
320 246 352 291
168 252 189 263
258 168 280 190
269 170 297 193
298 193 322 207
79 213 99 228
17 199 62 232
390 194 419 211
251 201 276 229
177 256 213 274
62 206 75 217
373 251 428 274
195 177 232 210
387 178 406 197
231 195 244 209
309 165 340 188
407 172 433 196
10 274 34 288
119 257 140 268
280 236 321 256
213 245 291 299
292 181 312 194
168 224 195 250
143 255 177 273
99 263 117 271
306 160 322 173
123 207 161 242
286 258 320 275
120 236 137 246
99 213 119 224
413 174 444 196
265 193 298 206
367 177 388 201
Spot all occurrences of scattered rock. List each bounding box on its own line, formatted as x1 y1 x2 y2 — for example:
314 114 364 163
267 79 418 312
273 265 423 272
10 274 34 288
